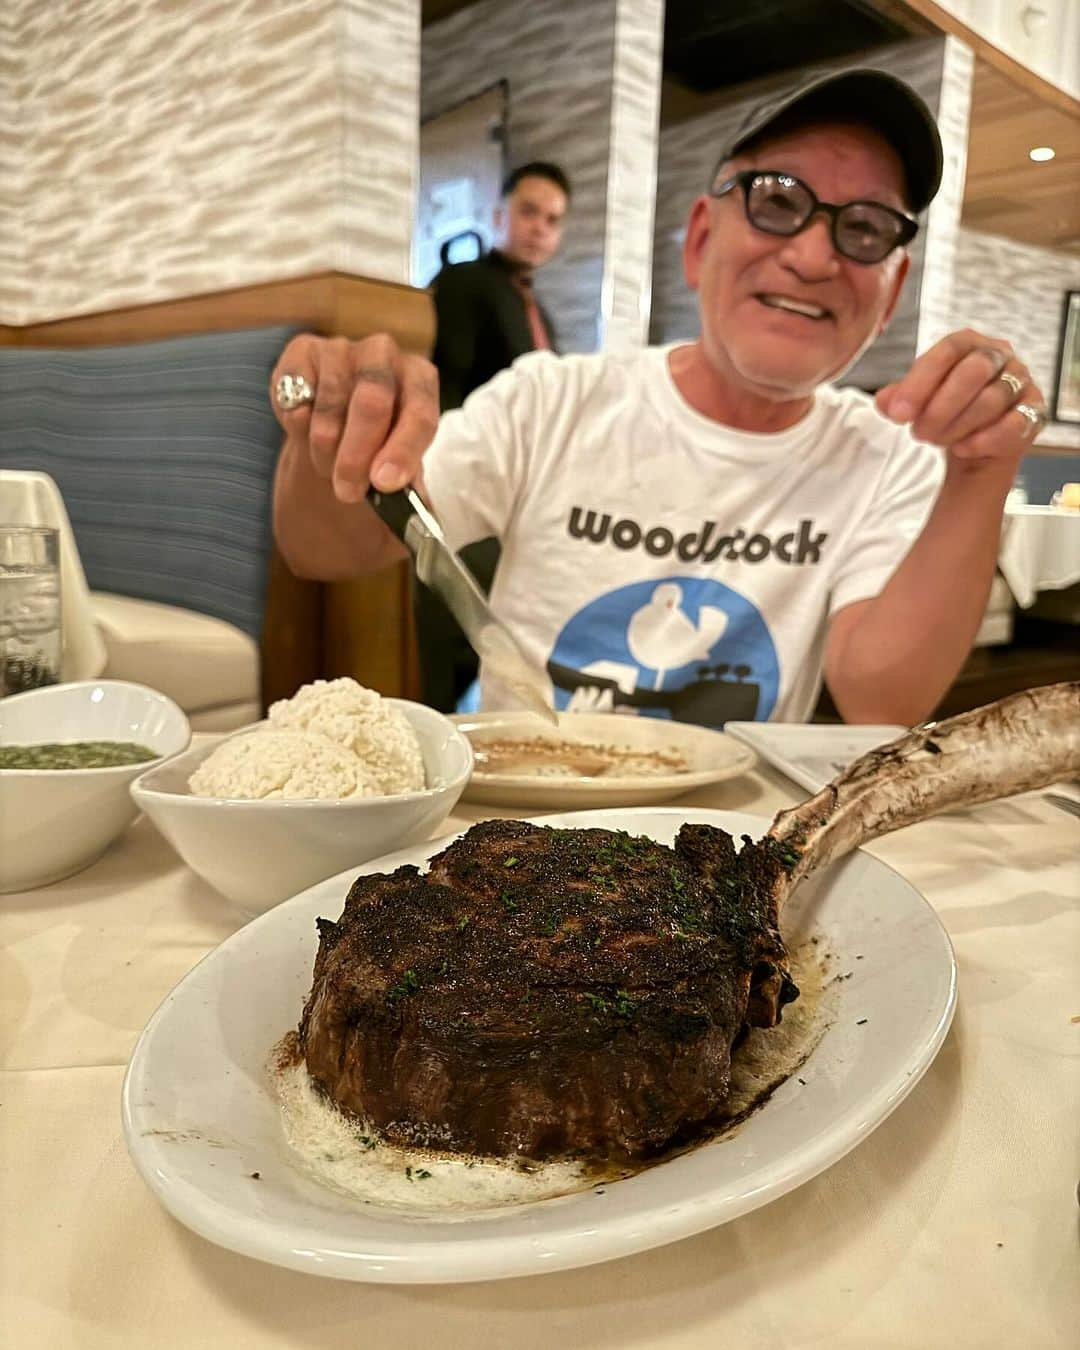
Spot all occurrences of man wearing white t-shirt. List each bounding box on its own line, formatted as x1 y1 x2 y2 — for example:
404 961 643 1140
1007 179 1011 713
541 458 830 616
270 69 1048 728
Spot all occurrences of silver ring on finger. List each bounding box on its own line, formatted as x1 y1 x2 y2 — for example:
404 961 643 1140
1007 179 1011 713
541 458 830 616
998 370 1024 400
1015 402 1047 436
274 372 316 411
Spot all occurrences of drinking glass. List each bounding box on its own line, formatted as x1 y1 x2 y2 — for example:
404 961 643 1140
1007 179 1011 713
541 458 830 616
0 526 61 697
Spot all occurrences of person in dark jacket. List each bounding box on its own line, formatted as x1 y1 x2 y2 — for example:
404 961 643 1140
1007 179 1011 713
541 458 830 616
418 161 572 711
431 161 571 412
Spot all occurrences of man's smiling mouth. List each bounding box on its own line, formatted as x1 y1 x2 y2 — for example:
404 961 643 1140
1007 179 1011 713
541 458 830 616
756 294 833 321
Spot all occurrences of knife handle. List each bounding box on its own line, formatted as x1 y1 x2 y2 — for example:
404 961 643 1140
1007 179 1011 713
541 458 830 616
367 486 413 543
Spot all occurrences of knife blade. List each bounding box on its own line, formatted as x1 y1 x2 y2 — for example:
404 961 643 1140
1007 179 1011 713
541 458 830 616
369 486 557 723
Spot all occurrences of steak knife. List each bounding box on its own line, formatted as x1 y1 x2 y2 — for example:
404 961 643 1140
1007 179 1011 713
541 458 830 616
368 486 556 723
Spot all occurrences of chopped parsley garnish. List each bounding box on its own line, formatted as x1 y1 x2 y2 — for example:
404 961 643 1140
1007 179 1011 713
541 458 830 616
672 905 703 939
583 989 637 1018
771 841 802 871
387 968 420 1002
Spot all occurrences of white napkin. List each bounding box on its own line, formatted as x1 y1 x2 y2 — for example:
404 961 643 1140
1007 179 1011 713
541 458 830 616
0 470 107 681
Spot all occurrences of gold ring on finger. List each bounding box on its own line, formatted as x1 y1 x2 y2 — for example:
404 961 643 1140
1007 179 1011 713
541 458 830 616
1015 402 1047 435
998 371 1024 399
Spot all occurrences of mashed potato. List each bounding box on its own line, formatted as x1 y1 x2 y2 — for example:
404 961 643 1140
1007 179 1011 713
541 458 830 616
188 679 426 800
188 729 380 800
267 678 425 794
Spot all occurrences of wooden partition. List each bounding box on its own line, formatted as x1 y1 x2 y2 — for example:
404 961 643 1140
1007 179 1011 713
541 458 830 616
7 272 435 708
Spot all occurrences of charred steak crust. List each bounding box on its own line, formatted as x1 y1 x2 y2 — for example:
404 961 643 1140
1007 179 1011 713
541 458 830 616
298 819 795 1162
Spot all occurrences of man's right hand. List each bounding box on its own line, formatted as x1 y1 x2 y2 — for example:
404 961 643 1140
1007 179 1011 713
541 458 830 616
270 333 440 503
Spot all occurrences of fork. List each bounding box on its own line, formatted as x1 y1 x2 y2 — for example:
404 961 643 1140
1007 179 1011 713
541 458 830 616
1043 793 1080 819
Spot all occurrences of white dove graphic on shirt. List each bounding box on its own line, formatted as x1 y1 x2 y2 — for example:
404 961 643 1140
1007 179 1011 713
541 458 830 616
626 582 729 691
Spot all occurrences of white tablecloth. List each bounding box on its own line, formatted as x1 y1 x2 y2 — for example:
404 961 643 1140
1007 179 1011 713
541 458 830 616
998 504 1080 609
2 766 1078 1349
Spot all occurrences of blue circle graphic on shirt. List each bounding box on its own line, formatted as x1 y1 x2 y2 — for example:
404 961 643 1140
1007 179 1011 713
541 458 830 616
547 576 778 727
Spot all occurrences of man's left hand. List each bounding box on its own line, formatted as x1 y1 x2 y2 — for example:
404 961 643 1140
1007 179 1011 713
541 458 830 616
875 328 1046 466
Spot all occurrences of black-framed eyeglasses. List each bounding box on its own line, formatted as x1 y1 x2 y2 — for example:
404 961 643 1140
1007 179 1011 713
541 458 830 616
709 169 918 265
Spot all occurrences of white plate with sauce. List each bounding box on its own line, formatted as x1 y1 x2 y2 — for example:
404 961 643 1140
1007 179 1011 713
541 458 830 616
121 806 956 1285
452 711 758 807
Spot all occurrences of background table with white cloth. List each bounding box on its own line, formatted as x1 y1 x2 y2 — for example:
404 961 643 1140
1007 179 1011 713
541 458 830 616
998 504 1080 610
2 759 1078 1350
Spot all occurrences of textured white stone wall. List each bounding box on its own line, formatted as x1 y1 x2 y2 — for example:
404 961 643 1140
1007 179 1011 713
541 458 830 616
951 229 1080 448
0 3 18 321
4 0 419 326
915 36 973 360
916 36 1078 448
600 0 664 351
338 0 419 283
422 0 618 354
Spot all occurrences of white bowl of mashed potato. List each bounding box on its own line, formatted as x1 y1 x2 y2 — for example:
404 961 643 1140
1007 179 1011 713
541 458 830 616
130 679 473 915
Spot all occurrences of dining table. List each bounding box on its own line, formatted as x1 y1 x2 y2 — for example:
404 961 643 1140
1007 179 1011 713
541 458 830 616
997 504 1080 610
2 751 1078 1349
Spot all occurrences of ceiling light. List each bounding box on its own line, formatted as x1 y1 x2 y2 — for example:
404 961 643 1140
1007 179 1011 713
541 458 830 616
1029 146 1055 162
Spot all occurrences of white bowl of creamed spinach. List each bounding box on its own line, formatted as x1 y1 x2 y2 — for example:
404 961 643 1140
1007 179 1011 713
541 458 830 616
0 679 190 892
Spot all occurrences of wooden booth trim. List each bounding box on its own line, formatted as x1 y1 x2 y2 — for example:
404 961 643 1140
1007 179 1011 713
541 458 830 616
892 0 1080 120
12 271 435 356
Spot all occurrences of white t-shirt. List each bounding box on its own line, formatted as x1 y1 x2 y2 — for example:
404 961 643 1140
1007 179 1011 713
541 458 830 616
424 344 943 725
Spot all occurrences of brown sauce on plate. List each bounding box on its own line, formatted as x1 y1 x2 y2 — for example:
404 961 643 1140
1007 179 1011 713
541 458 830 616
470 735 689 780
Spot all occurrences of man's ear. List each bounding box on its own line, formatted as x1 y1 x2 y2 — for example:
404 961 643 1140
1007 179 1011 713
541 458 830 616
876 251 910 334
682 197 712 292
493 203 505 236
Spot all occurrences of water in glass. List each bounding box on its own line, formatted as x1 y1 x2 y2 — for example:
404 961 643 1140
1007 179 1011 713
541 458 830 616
0 527 61 696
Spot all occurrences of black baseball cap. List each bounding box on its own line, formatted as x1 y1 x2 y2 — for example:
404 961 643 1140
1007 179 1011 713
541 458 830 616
712 68 944 213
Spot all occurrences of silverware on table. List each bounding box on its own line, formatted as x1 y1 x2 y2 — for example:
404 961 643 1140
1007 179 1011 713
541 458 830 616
369 486 556 723
1043 792 1080 819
